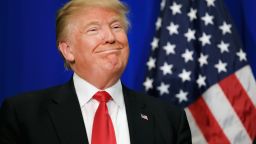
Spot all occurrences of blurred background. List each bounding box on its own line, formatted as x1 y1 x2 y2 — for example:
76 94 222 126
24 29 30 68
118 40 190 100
1 0 256 143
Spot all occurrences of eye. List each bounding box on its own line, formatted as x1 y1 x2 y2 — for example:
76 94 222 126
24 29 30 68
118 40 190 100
111 23 124 32
86 27 98 34
88 27 97 32
111 20 123 28
113 24 121 29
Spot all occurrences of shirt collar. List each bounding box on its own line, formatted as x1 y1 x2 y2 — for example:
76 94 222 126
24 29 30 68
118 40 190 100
73 73 124 108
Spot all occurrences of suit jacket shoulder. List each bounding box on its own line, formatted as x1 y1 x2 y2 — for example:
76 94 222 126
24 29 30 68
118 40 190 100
0 80 88 144
122 86 192 144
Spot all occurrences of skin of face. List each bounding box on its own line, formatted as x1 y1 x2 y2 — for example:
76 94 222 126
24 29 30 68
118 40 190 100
58 7 130 89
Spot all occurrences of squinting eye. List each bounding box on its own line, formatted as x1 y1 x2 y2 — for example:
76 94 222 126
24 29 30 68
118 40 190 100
112 25 122 29
88 28 97 32
86 27 98 34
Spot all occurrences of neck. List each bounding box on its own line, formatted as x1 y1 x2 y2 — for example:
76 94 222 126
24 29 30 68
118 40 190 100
75 72 120 90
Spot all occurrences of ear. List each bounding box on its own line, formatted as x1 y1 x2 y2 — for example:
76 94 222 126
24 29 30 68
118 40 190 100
58 41 75 62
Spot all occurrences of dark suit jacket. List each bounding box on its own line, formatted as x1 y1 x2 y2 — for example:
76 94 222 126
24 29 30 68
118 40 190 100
0 80 191 144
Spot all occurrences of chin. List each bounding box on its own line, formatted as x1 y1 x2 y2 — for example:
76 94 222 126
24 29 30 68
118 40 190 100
107 64 125 75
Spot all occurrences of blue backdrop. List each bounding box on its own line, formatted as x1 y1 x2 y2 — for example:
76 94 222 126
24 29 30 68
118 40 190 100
0 0 255 104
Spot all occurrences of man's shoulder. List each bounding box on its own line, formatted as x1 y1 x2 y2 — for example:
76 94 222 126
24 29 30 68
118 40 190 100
123 86 189 134
1 81 72 109
123 86 183 114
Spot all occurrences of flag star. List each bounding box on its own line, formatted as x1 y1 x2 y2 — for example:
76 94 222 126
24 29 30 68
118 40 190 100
187 8 197 21
199 32 211 46
201 13 214 26
184 28 196 42
214 60 227 73
169 2 182 15
160 0 166 11
219 21 232 35
157 82 170 95
143 77 154 91
151 37 159 50
178 69 192 82
205 0 215 7
182 49 194 63
198 53 209 67
197 74 207 88
236 49 247 61
167 22 179 35
160 62 173 75
176 89 188 103
217 41 230 53
163 42 176 55
155 17 162 30
146 57 156 70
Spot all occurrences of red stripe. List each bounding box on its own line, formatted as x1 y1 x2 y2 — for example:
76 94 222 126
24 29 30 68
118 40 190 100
188 97 230 144
219 74 256 140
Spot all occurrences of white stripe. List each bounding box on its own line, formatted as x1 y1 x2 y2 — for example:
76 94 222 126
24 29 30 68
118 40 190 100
235 65 256 107
185 109 208 144
202 84 252 144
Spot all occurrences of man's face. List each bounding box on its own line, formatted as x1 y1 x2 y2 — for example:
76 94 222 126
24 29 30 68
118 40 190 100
61 7 129 85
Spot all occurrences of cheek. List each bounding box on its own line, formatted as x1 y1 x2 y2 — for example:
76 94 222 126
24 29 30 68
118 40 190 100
119 33 129 45
120 35 129 56
72 41 93 65
76 36 102 54
122 47 130 63
116 33 129 60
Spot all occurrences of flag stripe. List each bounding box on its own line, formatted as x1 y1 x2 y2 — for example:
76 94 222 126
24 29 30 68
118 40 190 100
203 83 252 144
219 71 256 140
185 109 208 144
235 65 256 107
188 97 230 144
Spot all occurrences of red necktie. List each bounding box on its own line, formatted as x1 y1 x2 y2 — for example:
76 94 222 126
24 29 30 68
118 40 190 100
91 91 116 144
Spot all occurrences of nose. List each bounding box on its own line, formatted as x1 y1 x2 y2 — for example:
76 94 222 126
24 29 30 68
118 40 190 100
103 27 116 44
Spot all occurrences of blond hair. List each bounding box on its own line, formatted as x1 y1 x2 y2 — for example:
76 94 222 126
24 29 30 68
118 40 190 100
56 0 129 69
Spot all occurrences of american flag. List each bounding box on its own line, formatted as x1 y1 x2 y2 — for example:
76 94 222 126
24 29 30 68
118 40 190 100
143 0 256 143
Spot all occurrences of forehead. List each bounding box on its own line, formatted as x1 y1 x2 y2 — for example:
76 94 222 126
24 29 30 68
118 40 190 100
71 7 121 23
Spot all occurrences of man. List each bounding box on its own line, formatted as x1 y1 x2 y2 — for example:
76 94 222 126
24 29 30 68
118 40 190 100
0 0 191 143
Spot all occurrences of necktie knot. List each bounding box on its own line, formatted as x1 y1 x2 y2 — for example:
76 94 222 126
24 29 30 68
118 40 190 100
93 91 112 103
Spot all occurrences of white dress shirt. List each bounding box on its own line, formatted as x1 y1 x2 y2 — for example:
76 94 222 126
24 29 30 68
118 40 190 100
73 73 131 144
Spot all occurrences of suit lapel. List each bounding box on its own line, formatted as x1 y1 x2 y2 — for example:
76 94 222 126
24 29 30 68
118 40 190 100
47 80 88 144
123 86 155 144
46 81 155 144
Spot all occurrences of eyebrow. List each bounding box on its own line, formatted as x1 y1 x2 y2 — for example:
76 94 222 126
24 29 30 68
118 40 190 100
110 16 123 23
83 21 100 28
81 16 123 31
79 21 100 33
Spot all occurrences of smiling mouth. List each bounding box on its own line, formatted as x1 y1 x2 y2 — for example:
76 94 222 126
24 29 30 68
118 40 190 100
95 48 122 54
